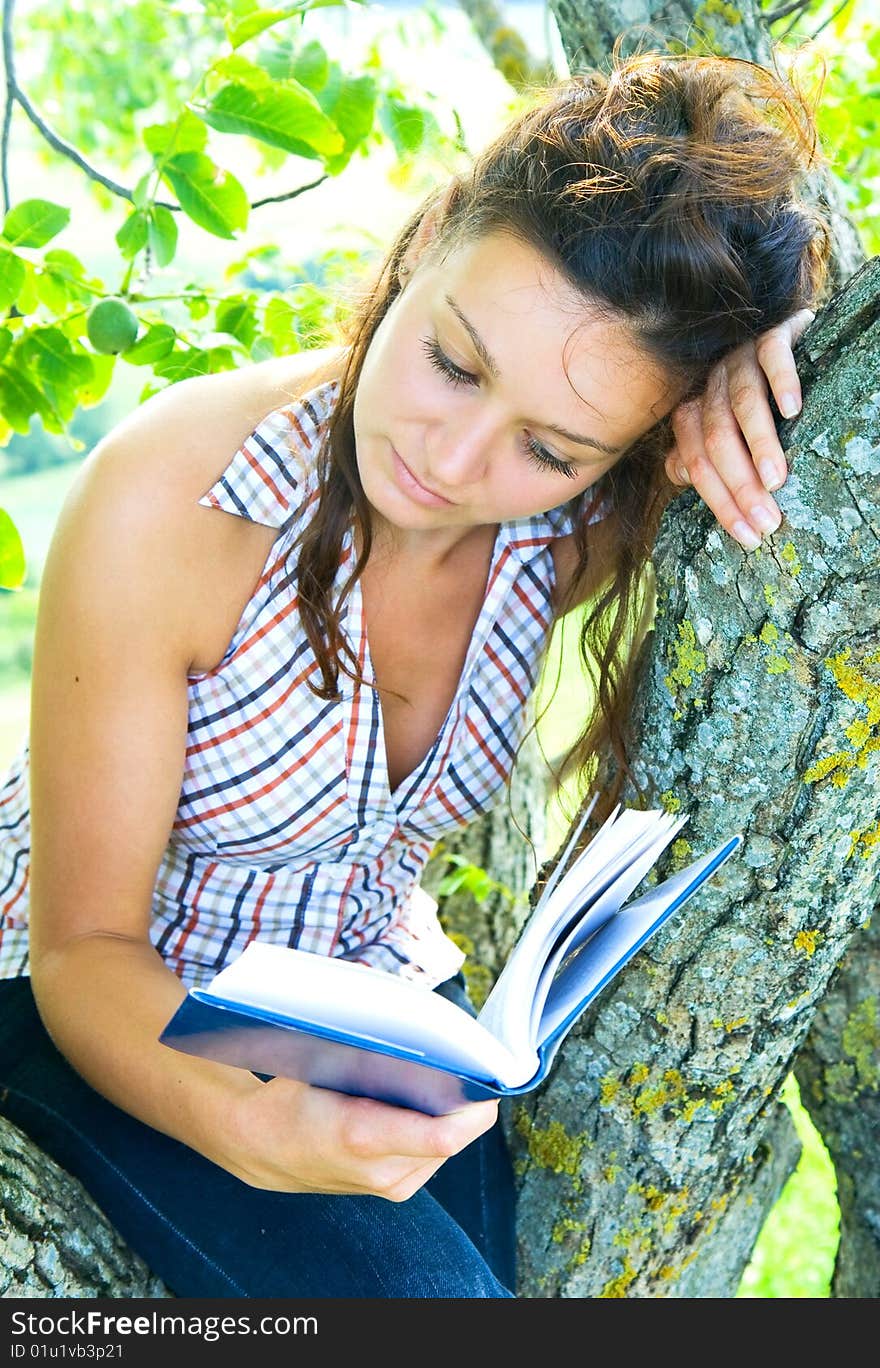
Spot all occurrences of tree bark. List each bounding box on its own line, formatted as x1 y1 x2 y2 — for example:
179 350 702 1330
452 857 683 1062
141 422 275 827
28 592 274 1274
511 253 880 1296
783 249 879 1303
534 0 874 1303
550 0 772 65
794 912 880 1299
0 1115 171 1298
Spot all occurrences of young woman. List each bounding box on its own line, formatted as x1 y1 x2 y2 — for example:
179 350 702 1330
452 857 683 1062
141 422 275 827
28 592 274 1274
0 50 829 1298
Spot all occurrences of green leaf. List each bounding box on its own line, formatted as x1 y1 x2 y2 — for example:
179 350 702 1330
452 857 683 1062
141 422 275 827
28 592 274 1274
0 248 26 311
213 54 272 89
132 173 153 211
432 853 514 905
249 335 278 361
153 346 212 381
185 293 211 321
0 328 12 364
380 98 428 156
139 380 165 405
0 507 26 590
0 366 50 433
226 1 350 48
831 0 857 36
116 209 150 259
122 323 176 365
3 199 70 248
318 71 376 170
198 81 344 159
289 40 330 92
43 380 79 427
144 109 208 158
148 206 178 266
39 249 94 308
21 327 94 387
78 353 115 408
206 344 239 372
216 294 258 346
263 295 298 348
16 260 39 315
43 248 89 279
226 4 304 48
33 266 68 313
160 153 249 239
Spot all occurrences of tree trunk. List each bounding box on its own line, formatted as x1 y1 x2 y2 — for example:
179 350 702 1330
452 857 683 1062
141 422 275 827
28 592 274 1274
511 253 880 1297
531 0 873 1301
0 1115 171 1297
794 911 880 1299
551 0 772 65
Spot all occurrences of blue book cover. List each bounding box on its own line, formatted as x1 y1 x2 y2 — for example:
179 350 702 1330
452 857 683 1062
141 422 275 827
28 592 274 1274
160 809 741 1116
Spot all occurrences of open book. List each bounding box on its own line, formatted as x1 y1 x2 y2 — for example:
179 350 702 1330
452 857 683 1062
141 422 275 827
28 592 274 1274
160 802 741 1115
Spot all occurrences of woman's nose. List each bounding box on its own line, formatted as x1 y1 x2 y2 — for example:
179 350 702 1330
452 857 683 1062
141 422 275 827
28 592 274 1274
425 411 498 488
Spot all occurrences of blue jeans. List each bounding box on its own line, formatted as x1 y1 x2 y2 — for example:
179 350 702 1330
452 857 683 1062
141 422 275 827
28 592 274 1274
0 975 516 1298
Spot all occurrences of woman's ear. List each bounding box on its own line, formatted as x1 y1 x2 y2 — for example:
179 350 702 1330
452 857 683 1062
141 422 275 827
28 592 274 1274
400 177 463 276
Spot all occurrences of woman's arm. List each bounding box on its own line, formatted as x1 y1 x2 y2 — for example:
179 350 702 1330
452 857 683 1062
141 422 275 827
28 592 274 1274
27 370 496 1198
665 309 816 549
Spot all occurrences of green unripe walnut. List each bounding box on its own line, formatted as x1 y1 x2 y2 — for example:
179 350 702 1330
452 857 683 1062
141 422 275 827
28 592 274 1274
86 298 139 355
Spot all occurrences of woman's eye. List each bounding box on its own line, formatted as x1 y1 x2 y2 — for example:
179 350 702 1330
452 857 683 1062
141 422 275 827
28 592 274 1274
421 336 576 479
421 336 479 387
523 435 577 480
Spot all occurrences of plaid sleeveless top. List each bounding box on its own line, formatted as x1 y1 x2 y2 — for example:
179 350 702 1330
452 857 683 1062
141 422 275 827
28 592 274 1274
0 379 601 989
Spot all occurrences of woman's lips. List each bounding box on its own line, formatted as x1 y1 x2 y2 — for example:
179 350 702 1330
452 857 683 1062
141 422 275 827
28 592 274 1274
390 446 455 508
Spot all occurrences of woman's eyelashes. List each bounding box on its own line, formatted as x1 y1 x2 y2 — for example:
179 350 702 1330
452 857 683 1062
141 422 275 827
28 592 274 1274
522 436 577 480
420 335 578 480
421 335 477 386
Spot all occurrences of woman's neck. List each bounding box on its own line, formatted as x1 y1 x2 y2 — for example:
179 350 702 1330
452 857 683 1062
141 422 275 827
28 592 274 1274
363 513 499 574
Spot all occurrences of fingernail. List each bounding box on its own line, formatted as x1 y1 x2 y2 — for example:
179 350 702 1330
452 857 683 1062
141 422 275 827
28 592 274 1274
759 460 784 491
750 504 781 535
779 393 800 419
733 519 761 550
676 465 689 484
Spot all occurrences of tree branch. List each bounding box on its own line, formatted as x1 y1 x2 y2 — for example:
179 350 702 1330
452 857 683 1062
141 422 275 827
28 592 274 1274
457 0 555 89
762 0 813 24
810 0 853 42
1 0 13 212
0 0 326 217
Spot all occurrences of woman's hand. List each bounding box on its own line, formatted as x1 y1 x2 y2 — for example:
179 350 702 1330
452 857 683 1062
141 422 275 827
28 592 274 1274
665 309 816 550
217 1073 499 1199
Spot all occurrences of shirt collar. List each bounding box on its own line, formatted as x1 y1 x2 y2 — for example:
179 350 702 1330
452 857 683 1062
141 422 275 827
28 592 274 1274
497 490 595 564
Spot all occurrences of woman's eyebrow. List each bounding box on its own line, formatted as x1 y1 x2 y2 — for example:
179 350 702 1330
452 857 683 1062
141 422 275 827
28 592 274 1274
444 293 622 457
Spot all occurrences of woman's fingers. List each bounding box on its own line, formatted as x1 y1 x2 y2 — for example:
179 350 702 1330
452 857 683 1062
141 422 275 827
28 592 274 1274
754 308 816 424
724 343 791 494
669 308 817 550
670 368 782 549
668 422 761 551
341 1094 500 1164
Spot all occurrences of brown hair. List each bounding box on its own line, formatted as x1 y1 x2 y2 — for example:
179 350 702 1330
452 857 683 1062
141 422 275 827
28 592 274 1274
290 44 831 803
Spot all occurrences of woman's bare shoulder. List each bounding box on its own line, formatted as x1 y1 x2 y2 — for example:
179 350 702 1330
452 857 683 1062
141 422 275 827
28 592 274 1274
89 346 345 496
61 348 345 675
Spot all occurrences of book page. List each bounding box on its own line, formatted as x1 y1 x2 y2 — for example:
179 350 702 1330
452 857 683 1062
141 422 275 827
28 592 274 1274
196 941 536 1089
526 812 688 1041
477 807 674 1057
535 836 742 1051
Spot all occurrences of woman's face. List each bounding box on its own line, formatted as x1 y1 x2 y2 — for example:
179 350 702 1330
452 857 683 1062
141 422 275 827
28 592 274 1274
353 230 677 539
